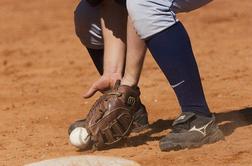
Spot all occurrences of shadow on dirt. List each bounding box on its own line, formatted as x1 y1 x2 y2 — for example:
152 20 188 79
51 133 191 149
126 107 252 147
126 119 173 147
216 107 252 136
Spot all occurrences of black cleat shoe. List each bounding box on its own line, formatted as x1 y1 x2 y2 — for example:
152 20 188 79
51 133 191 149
68 103 149 135
131 103 149 133
159 112 224 151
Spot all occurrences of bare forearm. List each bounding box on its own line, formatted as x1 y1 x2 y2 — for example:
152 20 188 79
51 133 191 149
100 1 127 76
84 2 127 98
121 17 147 86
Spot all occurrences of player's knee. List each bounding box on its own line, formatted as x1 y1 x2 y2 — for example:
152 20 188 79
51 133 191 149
74 1 103 49
127 0 177 39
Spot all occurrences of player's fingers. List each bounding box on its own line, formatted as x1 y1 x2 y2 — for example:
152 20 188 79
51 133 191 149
83 85 98 98
83 78 112 98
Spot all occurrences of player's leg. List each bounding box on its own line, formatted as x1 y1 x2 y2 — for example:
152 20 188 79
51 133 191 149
123 0 213 87
127 0 224 151
74 0 104 75
127 0 211 119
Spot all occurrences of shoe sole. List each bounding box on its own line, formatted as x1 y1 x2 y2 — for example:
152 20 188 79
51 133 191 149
159 128 225 151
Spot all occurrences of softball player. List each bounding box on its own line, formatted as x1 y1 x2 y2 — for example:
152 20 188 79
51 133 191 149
74 0 224 151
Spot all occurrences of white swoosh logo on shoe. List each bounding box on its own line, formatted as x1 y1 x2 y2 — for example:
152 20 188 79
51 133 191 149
189 120 213 136
171 80 185 88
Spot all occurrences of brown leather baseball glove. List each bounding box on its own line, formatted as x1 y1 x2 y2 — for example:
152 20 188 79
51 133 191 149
85 80 141 149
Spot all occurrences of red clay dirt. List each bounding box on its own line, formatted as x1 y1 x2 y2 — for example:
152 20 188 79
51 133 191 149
0 0 252 165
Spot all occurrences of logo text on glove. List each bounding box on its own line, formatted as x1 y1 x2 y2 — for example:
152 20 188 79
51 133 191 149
127 96 136 106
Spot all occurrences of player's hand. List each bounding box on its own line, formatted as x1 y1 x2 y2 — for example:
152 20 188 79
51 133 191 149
83 73 121 98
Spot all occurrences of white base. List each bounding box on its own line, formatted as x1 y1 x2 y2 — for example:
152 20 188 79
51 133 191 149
25 155 141 166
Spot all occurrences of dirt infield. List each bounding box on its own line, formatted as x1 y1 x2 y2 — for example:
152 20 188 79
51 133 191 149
0 0 252 165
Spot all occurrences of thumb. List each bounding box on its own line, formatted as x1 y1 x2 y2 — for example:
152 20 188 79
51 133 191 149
83 84 98 98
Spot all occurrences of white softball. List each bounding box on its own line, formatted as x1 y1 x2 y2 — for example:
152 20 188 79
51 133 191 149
69 127 91 149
